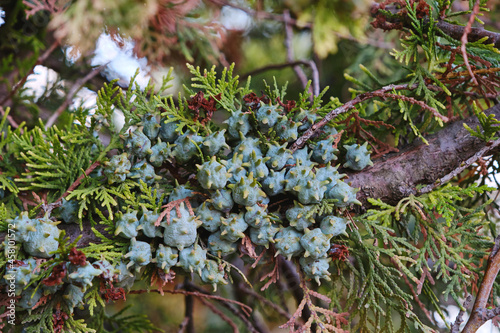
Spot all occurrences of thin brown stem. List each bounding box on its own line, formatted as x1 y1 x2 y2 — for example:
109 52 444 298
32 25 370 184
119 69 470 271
240 61 315 81
0 40 60 107
129 288 253 314
60 161 101 200
438 67 500 80
197 297 240 333
283 10 312 99
460 0 481 86
280 258 310 330
290 83 431 152
177 317 190 333
308 60 320 97
371 91 448 122
450 295 472 333
45 64 106 128
36 160 102 217
395 259 435 325
462 236 500 332
220 302 259 333
371 3 500 49
238 283 291 319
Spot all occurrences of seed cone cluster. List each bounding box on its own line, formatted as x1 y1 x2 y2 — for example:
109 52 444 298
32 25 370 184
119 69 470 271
5 102 373 312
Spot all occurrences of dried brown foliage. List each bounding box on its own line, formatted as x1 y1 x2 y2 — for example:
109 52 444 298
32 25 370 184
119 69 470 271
42 263 66 286
52 308 69 333
260 253 280 291
242 92 271 110
150 269 176 296
67 248 86 266
155 196 198 227
328 244 349 262
280 278 349 333
187 91 221 125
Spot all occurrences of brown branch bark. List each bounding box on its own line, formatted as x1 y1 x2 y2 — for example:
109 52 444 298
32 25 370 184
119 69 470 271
418 136 500 195
349 102 500 206
436 20 500 49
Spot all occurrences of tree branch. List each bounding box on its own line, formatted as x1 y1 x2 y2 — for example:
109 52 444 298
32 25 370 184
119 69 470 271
0 40 60 108
350 102 500 205
290 83 447 152
240 61 317 81
418 136 500 195
178 317 190 333
460 0 481 86
450 295 472 333
462 236 500 332
197 297 240 333
371 3 500 49
283 10 313 99
45 64 106 128
238 282 291 320
280 258 311 330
